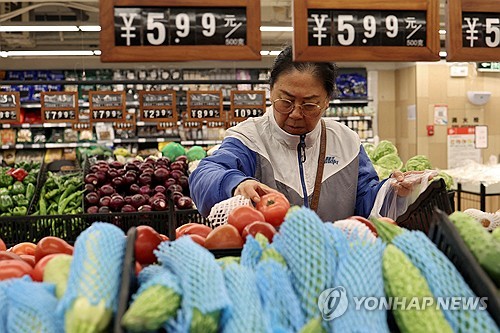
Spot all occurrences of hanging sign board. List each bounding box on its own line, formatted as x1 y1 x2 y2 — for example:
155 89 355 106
0 92 20 123
446 0 500 61
187 91 224 123
41 92 78 123
89 91 126 122
447 126 481 169
100 0 261 62
293 0 440 62
230 90 266 123
139 91 177 123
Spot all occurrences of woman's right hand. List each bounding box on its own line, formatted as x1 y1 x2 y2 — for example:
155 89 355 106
234 179 280 204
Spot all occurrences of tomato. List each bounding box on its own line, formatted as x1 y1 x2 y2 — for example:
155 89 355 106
348 216 378 237
227 206 266 234
35 237 74 263
31 253 61 282
204 224 244 250
11 242 37 256
242 221 277 243
159 234 170 241
0 250 23 261
0 238 6 251
177 224 212 239
0 260 33 281
135 261 143 276
135 225 163 266
175 223 198 238
19 254 36 267
188 234 206 247
255 193 290 227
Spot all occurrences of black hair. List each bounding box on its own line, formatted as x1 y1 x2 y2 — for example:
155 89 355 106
269 45 338 98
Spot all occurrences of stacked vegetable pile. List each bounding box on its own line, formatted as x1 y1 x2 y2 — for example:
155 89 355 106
0 161 39 217
84 156 193 214
34 171 84 216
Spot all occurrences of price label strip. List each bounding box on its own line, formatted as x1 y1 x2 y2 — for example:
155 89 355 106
446 1 500 61
157 121 179 130
89 91 126 122
100 0 261 62
293 0 440 61
230 90 266 122
187 90 224 123
41 92 79 123
139 90 178 122
0 92 20 124
72 122 93 131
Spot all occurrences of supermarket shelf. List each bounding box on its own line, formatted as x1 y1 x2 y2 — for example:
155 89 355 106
1 79 269 86
1 122 72 129
332 98 371 104
325 115 373 121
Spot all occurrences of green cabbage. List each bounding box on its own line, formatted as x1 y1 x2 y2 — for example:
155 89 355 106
374 164 392 180
405 155 432 171
162 142 186 161
376 153 403 172
372 140 397 162
362 143 376 160
186 146 207 162
433 171 454 190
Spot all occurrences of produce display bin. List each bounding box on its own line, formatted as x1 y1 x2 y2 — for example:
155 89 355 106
396 179 452 233
428 209 500 325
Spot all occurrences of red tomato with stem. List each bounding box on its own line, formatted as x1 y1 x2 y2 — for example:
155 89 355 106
227 205 265 234
204 224 244 250
255 193 290 227
135 225 163 266
242 221 277 243
0 260 33 281
35 237 74 263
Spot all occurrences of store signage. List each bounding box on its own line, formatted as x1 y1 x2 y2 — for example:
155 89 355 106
157 121 179 131
72 122 92 131
139 91 177 123
187 91 224 122
0 92 20 123
114 113 136 131
446 0 500 61
100 0 261 62
41 92 78 123
183 121 203 129
230 90 266 122
293 0 440 61
447 126 481 168
477 62 500 72
89 91 126 122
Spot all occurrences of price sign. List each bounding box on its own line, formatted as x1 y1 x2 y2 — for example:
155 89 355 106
89 91 126 122
183 121 203 129
139 90 177 122
114 113 137 131
446 0 500 61
0 92 20 124
230 90 266 122
293 0 440 61
72 122 93 131
157 121 179 130
41 92 78 123
187 91 224 122
100 0 261 62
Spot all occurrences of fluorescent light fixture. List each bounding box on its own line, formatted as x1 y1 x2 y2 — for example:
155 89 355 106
79 25 101 32
439 51 447 57
0 25 79 32
439 29 446 35
260 26 293 32
3 50 95 57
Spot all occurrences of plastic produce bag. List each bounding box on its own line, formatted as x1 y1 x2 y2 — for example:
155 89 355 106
370 170 438 220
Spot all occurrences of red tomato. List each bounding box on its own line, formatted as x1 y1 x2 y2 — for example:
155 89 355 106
242 221 277 243
31 253 61 282
227 206 266 234
159 234 170 241
135 261 143 276
204 224 244 250
11 242 37 256
0 238 6 251
19 254 36 267
255 193 290 227
348 216 378 237
0 250 23 261
175 223 198 238
188 234 206 247
135 225 163 266
35 237 74 263
177 224 212 239
0 260 33 281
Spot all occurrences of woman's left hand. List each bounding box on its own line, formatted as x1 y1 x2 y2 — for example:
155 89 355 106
391 170 435 197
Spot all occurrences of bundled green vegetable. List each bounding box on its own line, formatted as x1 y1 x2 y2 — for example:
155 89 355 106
371 140 398 162
36 171 84 216
449 211 500 286
404 155 432 171
376 153 403 172
186 145 207 162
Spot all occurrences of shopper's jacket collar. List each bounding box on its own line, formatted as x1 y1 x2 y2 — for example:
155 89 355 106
268 110 321 149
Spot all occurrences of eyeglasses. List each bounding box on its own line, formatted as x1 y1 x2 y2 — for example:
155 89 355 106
272 98 324 118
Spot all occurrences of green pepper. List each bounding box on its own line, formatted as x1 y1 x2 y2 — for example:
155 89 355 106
22 174 37 186
0 188 8 196
25 183 35 201
0 195 14 212
11 181 25 195
45 188 62 200
0 174 13 188
12 206 27 216
0 212 11 217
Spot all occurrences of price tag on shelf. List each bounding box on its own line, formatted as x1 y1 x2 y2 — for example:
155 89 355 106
187 90 224 122
114 113 136 131
89 91 126 122
41 92 78 123
157 121 179 130
230 90 266 122
100 0 261 62
293 0 440 61
183 121 203 129
0 92 20 124
139 90 178 122
72 122 93 131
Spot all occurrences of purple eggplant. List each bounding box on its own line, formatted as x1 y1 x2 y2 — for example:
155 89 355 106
138 174 152 186
154 185 166 194
170 170 184 180
176 196 193 209
84 183 96 193
138 204 152 212
109 195 125 211
98 206 110 213
167 184 183 194
110 161 124 169
121 204 136 213
111 176 125 188
130 194 147 209
84 173 99 186
99 184 115 197
153 167 170 183
152 198 168 211
139 185 151 196
86 206 99 214
85 192 100 206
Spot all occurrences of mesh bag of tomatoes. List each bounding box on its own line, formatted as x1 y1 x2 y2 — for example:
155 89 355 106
176 193 291 250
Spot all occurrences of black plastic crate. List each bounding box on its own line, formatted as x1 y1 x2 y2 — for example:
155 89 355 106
396 179 452 233
428 209 500 326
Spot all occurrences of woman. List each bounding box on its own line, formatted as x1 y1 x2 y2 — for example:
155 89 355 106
189 45 416 222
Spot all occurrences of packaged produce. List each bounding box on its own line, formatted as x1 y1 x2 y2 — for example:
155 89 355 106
16 129 32 143
0 129 16 145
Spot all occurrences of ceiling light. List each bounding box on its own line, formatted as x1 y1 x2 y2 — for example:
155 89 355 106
79 25 101 32
0 25 79 32
260 26 293 32
3 50 95 57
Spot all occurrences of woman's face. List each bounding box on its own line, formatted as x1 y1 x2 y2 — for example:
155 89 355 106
270 69 329 135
